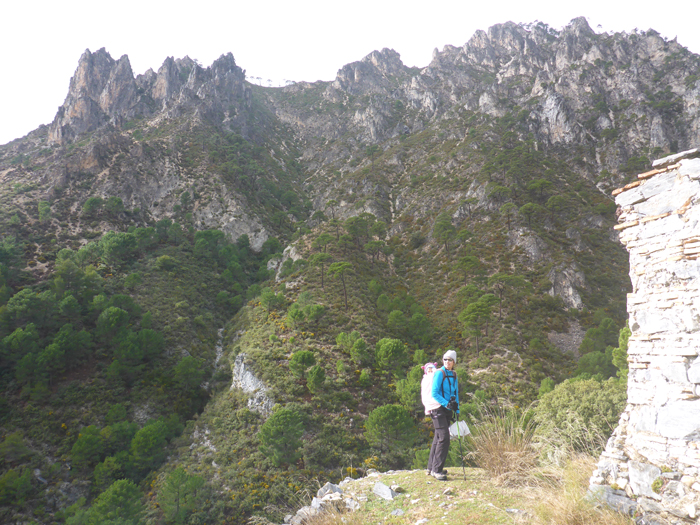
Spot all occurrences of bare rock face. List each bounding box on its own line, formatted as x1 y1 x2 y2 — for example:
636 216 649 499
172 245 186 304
332 48 405 95
149 56 188 104
230 353 275 416
49 49 251 145
49 49 146 143
548 320 586 356
267 16 700 186
547 264 585 309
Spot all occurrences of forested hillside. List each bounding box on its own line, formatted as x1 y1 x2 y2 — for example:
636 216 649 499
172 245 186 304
0 16 698 524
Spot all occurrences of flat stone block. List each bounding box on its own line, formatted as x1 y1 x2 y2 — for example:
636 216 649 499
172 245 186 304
372 482 397 501
688 359 700 383
652 149 699 168
587 485 637 516
681 476 696 486
616 188 645 207
662 362 689 383
656 400 700 439
317 482 343 499
678 157 700 179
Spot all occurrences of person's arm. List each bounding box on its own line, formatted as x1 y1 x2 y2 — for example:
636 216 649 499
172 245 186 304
432 369 449 407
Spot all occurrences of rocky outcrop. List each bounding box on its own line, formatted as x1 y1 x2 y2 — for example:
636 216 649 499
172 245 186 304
282 474 407 525
49 49 251 144
548 320 586 356
591 149 700 523
49 49 147 143
230 353 275 416
547 264 585 309
332 48 406 95
269 17 699 181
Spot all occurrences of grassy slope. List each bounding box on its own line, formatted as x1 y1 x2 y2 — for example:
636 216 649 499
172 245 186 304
301 458 633 525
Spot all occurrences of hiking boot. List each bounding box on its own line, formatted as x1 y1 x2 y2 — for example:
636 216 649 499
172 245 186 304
431 470 447 481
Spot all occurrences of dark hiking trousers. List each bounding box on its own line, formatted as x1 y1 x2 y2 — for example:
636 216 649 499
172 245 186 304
427 406 450 473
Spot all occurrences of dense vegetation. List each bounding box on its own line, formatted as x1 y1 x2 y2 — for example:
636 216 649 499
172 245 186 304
0 179 283 522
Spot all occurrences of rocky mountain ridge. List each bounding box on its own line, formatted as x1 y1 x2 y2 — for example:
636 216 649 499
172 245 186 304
3 17 699 245
238 17 700 267
49 49 251 144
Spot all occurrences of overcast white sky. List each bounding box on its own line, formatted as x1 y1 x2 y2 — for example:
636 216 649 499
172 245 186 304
1 0 698 145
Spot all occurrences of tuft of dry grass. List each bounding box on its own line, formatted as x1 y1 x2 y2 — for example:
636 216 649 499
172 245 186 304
529 454 633 525
303 505 365 525
247 517 278 525
465 404 540 486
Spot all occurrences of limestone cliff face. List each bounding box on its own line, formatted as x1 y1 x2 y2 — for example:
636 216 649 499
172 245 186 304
332 48 406 95
49 49 251 145
3 17 700 264
49 49 146 143
33 48 272 248
268 17 699 180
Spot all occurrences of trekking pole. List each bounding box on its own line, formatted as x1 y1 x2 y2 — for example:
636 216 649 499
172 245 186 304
454 415 467 481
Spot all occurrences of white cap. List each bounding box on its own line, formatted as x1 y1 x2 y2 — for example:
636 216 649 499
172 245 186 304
443 350 457 364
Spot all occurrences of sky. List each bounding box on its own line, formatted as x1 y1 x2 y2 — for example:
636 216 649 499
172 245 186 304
1 0 698 146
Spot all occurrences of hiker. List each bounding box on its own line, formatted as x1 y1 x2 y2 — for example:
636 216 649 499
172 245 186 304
427 350 459 481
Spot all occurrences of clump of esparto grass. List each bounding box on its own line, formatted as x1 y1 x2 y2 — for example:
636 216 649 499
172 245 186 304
465 403 539 486
530 454 633 525
303 504 365 525
464 403 632 524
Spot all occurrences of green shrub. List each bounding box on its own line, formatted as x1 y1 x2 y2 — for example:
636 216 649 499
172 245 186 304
0 468 32 506
358 369 372 387
533 377 626 450
350 338 370 366
124 272 142 289
155 255 178 270
74 479 144 525
364 404 417 454
158 467 205 523
307 365 325 393
289 350 315 379
71 425 104 469
375 338 407 375
258 407 305 466
0 432 31 464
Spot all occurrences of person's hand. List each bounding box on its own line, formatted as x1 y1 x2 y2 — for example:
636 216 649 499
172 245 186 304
446 399 459 413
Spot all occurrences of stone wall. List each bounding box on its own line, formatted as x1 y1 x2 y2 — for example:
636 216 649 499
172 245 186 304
590 149 700 523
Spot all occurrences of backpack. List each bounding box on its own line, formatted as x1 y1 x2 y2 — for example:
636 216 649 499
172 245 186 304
436 368 457 401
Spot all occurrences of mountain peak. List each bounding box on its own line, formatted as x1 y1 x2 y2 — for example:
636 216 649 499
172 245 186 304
332 48 406 95
49 48 140 143
48 49 249 144
565 16 594 36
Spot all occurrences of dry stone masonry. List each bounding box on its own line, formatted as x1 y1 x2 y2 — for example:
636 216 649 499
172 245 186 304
590 149 700 523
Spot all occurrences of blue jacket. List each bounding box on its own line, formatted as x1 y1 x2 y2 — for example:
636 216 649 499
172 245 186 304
432 367 459 413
